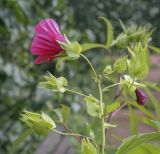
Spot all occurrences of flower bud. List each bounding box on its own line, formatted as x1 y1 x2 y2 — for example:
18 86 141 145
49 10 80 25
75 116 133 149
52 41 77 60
135 88 148 105
21 111 56 135
40 72 68 92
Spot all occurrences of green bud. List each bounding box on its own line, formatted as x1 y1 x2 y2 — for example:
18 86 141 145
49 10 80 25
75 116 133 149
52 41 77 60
127 43 149 80
103 65 113 76
113 56 128 73
112 25 152 49
64 41 82 59
40 72 68 92
112 33 128 49
21 111 56 135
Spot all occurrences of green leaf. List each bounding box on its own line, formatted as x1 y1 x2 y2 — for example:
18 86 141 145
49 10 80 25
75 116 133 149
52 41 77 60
99 17 114 48
128 103 137 135
10 129 33 154
130 101 155 119
81 43 107 52
145 88 160 117
119 19 126 32
42 112 56 128
113 56 128 73
61 104 71 124
84 94 101 117
106 102 120 114
116 132 160 154
86 123 95 139
144 81 160 92
54 105 71 124
149 45 160 53
54 108 63 123
81 138 97 154
127 144 160 154
140 117 160 129
65 41 82 59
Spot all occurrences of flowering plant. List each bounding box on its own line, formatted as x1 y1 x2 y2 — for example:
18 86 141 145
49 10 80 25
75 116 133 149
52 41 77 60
18 18 160 154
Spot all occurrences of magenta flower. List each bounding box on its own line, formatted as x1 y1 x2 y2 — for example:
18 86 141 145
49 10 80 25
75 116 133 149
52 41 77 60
135 88 148 105
31 19 67 64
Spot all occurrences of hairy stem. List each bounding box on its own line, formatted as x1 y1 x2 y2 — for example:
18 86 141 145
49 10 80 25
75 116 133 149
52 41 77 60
106 73 122 135
98 79 105 154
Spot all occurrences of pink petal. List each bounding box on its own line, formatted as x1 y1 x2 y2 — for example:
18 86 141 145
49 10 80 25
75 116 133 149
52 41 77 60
35 19 65 42
31 46 62 55
34 54 53 64
31 36 63 55
31 19 67 64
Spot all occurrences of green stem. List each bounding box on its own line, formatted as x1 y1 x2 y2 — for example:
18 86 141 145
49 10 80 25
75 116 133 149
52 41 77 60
102 82 125 92
80 54 98 80
66 88 87 97
98 79 105 154
80 54 105 153
53 129 94 141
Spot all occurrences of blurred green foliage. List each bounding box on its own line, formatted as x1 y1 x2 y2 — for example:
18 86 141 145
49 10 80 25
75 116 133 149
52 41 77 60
0 0 160 153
